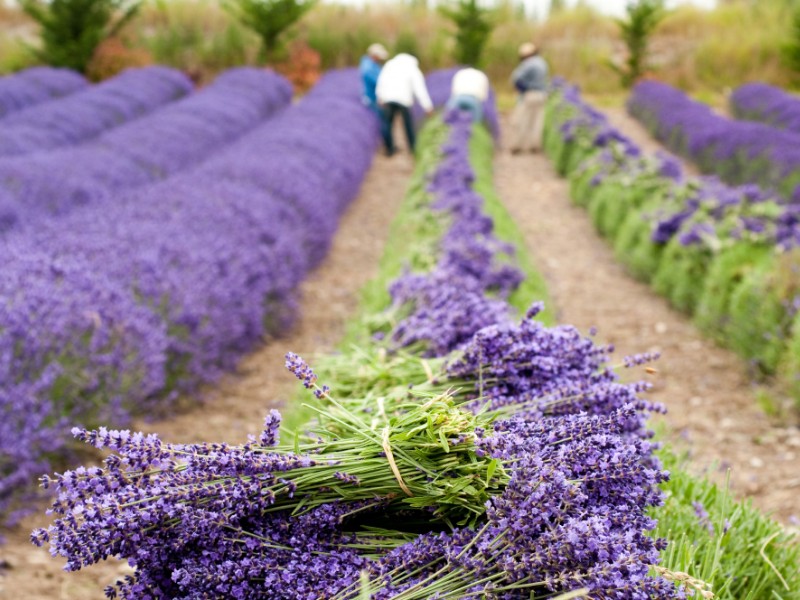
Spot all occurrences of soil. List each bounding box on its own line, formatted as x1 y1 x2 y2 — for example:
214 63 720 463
3 110 800 598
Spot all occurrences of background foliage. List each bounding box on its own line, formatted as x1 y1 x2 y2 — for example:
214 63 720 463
2 0 799 95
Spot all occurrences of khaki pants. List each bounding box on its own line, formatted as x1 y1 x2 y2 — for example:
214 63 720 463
509 91 547 152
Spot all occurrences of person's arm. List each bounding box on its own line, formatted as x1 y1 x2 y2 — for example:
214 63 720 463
411 68 434 113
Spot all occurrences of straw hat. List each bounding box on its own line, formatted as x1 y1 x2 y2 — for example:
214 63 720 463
518 42 537 58
367 43 389 61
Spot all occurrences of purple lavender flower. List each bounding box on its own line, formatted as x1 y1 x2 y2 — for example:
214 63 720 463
0 67 87 119
0 67 193 157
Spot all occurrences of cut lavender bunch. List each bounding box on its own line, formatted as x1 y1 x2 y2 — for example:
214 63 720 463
32 362 507 583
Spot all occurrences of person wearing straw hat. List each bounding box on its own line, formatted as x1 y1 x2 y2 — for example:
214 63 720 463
360 43 391 150
509 42 549 153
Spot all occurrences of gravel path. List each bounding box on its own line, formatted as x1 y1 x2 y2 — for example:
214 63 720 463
494 133 800 525
0 151 414 599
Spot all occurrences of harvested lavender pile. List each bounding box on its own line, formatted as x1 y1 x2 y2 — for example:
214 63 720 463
33 111 683 598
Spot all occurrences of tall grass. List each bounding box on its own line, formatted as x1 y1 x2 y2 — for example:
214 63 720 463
0 1 797 93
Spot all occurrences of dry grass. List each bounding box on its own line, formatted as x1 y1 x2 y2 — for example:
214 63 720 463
0 0 796 95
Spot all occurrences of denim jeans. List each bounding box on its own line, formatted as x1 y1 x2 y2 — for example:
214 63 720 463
446 94 484 123
365 100 392 153
382 102 415 155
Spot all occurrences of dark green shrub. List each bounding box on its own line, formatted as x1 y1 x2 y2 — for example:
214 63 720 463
438 0 495 67
20 0 141 73
612 0 666 88
223 0 316 62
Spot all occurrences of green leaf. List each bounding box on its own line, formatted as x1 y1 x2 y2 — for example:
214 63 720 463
438 428 450 453
486 458 498 485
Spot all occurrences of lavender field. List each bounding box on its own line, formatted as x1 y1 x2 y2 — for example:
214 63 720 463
1 17 800 598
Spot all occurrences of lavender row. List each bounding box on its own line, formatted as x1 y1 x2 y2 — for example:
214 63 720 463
0 66 193 157
0 69 378 526
0 67 87 119
31 109 680 599
0 68 292 233
628 80 800 202
731 82 800 134
545 81 800 397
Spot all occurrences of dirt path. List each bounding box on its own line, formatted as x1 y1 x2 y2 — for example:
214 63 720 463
494 135 800 526
0 151 414 600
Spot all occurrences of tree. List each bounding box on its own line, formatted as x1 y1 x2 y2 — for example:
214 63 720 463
612 0 665 88
20 0 141 74
783 4 800 82
439 0 495 67
223 0 316 62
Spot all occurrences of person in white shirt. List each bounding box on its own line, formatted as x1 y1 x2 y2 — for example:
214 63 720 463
375 53 433 156
446 67 490 123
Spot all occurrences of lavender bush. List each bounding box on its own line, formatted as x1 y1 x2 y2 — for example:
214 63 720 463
0 68 292 232
0 67 87 119
731 82 800 135
628 80 800 202
0 66 192 157
0 69 378 526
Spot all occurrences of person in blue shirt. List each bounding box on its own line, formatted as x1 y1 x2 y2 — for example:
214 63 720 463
360 43 391 153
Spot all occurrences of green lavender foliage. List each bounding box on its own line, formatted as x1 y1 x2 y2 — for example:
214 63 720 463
222 0 316 61
653 448 800 599
613 208 664 282
726 257 792 376
651 239 710 314
438 0 495 67
694 244 773 341
19 0 141 73
612 0 666 88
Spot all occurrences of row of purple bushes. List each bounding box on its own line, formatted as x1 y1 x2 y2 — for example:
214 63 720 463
0 67 87 119
0 69 379 527
0 66 193 157
731 82 800 135
0 68 292 234
628 80 800 202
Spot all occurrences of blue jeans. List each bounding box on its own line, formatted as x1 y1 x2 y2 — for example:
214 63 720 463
446 94 483 123
382 102 415 155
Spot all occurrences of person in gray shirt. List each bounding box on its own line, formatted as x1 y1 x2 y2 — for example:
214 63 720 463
509 42 549 153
